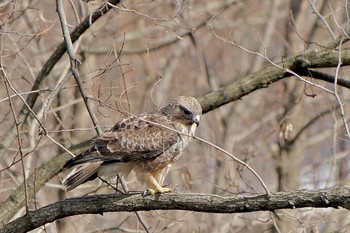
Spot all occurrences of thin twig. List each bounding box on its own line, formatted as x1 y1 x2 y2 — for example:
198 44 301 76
0 64 76 160
333 37 350 140
0 89 52 103
106 0 185 22
2 73 29 213
252 0 281 71
0 0 121 162
328 3 349 38
56 0 101 135
193 136 271 195
288 107 338 146
207 15 336 95
116 34 131 112
0 28 29 212
87 0 240 56
117 175 152 233
307 0 336 39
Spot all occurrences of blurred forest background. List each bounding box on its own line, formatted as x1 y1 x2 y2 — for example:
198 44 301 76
1 0 350 232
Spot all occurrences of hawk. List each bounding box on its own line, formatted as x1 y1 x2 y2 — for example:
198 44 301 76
62 96 202 194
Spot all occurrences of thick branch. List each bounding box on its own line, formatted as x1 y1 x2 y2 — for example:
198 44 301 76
1 186 349 233
198 48 350 113
308 69 350 87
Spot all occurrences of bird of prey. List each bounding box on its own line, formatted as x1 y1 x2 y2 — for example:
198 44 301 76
62 96 202 194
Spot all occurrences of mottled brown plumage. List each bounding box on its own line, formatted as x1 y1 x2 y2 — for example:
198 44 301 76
63 96 202 193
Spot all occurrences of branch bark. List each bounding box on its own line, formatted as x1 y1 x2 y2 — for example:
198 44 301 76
1 186 349 233
198 48 350 113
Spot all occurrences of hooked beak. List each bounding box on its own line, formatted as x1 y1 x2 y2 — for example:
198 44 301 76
192 115 200 126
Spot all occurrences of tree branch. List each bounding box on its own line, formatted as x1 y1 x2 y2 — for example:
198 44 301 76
56 0 102 135
0 0 121 162
198 48 350 113
308 69 350 87
0 140 91 227
1 186 349 233
2 46 350 227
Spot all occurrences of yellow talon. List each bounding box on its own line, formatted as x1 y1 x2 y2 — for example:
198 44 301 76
158 187 173 193
142 187 173 196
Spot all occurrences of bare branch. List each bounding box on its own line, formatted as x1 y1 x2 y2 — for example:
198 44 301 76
0 141 91 227
333 37 350 140
1 186 350 233
193 136 271 195
56 0 102 135
118 176 151 233
307 0 336 39
1 70 29 214
198 48 350 114
0 0 121 162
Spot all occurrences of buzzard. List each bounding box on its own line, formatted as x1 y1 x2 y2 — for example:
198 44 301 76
63 96 202 194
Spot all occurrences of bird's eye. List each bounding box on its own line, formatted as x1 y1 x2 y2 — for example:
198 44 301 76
182 108 191 115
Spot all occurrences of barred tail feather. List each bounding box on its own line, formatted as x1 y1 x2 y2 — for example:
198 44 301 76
62 162 103 191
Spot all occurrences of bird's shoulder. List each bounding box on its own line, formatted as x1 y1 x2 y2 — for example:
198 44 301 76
109 112 170 133
93 112 180 158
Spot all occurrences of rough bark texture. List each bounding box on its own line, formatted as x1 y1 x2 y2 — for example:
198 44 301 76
1 186 349 233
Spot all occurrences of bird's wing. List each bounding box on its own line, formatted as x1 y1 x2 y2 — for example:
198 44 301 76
64 113 180 167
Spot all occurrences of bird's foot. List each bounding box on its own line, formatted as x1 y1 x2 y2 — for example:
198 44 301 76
168 184 178 192
142 187 173 196
159 186 173 193
162 184 179 193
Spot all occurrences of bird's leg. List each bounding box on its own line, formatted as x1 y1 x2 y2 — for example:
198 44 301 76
116 175 131 194
155 165 172 186
115 175 119 191
115 175 126 194
152 165 178 192
153 173 165 187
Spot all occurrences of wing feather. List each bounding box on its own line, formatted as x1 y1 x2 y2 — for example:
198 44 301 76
64 113 179 167
63 161 102 191
98 114 179 160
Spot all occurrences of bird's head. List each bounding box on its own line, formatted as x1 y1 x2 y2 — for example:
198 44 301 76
161 96 202 126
